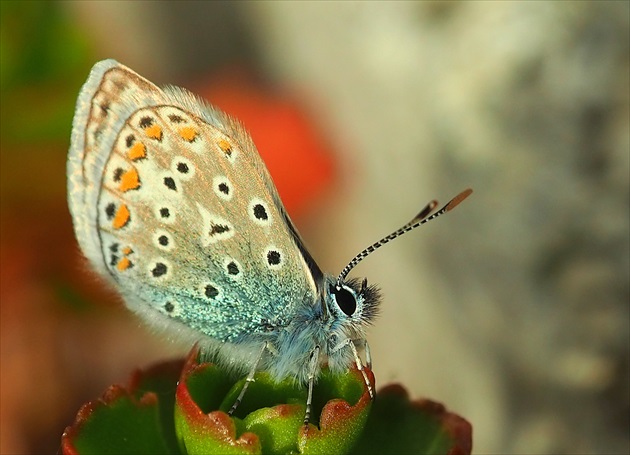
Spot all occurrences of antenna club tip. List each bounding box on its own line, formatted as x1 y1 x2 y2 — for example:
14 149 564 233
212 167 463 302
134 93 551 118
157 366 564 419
445 188 473 212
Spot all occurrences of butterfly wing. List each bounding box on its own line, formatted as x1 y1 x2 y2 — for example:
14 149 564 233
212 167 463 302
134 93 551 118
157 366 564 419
68 60 320 343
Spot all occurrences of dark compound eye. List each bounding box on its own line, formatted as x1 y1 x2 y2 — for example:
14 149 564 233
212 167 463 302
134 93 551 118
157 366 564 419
331 285 357 316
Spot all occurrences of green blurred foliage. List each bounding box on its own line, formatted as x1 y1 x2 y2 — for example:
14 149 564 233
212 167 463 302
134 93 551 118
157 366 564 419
1 0 92 144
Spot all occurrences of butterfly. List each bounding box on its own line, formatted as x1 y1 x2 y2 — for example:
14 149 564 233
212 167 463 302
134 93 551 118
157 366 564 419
67 59 472 424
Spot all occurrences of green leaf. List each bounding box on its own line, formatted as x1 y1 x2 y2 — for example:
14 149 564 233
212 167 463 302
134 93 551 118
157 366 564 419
174 359 261 455
61 360 183 455
349 385 472 455
174 347 374 455
131 360 185 454
63 348 471 455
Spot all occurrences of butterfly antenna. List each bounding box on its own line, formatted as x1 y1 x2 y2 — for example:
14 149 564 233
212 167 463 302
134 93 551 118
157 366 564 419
337 188 472 284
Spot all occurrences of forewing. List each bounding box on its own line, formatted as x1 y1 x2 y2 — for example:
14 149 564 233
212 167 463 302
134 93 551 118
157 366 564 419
68 60 319 342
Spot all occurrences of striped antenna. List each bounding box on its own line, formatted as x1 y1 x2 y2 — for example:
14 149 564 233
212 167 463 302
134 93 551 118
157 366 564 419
336 188 472 284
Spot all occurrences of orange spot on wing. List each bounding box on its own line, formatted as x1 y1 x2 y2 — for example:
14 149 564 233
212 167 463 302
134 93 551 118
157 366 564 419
218 139 232 155
112 205 130 229
116 257 132 271
179 126 198 142
128 142 146 160
119 168 141 192
122 246 133 255
144 124 163 140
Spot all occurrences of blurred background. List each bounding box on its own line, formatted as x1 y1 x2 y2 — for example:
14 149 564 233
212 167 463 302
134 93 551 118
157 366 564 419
1 1 628 453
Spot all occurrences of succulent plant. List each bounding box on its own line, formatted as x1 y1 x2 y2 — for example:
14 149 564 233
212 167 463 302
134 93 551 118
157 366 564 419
62 347 472 455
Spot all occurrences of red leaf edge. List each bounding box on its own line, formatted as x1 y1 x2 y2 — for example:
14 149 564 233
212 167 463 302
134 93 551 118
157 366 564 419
61 358 185 455
379 384 472 455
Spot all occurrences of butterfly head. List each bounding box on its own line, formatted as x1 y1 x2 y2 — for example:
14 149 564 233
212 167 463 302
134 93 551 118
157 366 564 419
315 275 380 374
320 188 473 348
325 277 381 330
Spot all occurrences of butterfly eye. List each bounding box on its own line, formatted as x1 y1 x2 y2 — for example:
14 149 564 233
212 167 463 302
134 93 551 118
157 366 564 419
331 285 357 316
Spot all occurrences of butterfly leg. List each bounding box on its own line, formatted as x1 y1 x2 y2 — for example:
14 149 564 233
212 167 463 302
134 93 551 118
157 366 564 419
364 339 372 369
228 342 268 416
348 339 374 400
331 338 374 400
303 345 321 426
